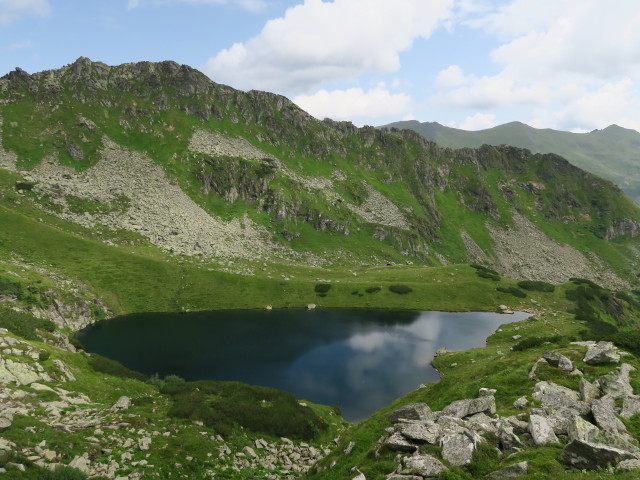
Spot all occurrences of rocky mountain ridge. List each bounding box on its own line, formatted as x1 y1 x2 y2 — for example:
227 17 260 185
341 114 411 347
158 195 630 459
1 58 640 287
382 120 640 204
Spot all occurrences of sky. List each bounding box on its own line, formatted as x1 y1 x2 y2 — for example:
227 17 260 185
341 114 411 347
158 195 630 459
2 0 640 132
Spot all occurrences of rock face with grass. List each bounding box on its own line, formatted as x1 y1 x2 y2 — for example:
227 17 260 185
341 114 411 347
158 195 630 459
1 58 639 284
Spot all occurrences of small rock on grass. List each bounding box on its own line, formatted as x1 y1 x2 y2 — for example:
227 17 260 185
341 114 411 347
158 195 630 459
485 461 528 479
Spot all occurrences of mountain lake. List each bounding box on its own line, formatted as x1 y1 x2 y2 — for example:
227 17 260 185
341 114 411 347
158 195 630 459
77 309 529 421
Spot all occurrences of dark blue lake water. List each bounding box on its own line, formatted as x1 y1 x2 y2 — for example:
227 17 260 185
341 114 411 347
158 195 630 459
77 309 528 421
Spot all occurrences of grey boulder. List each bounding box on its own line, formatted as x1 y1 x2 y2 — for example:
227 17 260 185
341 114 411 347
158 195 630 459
441 432 477 466
591 395 630 436
110 396 132 411
396 421 440 444
402 454 448 477
441 395 496 419
388 403 434 424
532 381 589 413
542 351 574 371
579 377 600 402
559 440 639 470
584 341 620 365
384 432 418 452
528 414 559 446
596 363 636 399
485 461 528 479
621 395 640 420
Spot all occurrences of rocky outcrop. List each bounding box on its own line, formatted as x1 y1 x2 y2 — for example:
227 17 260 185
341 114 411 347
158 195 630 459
383 389 496 473
584 341 622 364
3 58 636 279
379 340 640 478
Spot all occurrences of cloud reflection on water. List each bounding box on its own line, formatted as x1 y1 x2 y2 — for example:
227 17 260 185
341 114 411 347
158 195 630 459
79 309 529 422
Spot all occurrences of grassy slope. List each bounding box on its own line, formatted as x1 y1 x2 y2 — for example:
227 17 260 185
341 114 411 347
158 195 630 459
0 185 520 316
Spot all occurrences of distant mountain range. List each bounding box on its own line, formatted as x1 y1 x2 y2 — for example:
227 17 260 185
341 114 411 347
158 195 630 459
381 120 640 204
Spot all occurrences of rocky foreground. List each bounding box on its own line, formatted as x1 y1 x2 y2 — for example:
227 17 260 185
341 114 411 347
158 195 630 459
0 328 339 478
373 341 640 479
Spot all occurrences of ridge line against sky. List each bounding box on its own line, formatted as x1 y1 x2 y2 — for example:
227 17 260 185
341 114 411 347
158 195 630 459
1 0 640 132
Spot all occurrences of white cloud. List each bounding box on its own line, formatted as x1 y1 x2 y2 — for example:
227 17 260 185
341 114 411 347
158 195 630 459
454 113 497 131
205 0 454 94
436 65 468 88
434 67 550 109
487 1 640 80
127 0 266 13
435 0 640 131
294 87 412 122
0 0 50 26
526 79 640 132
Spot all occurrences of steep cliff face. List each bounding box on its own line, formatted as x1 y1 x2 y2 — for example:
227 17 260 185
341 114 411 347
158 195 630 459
1 58 640 284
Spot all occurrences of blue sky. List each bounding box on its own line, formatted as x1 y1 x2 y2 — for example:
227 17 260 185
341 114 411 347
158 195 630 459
2 0 640 132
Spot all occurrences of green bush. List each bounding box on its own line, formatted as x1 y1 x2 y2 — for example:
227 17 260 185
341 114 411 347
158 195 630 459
512 335 565 351
496 286 527 298
365 286 381 294
517 280 555 293
471 264 501 280
569 278 602 290
476 270 501 281
465 439 500 477
615 291 640 309
607 330 640 355
470 264 500 276
389 284 413 294
437 472 466 480
41 465 88 480
146 373 185 390
38 350 50 361
581 318 618 338
314 283 332 293
0 277 21 296
69 335 84 351
565 286 597 303
88 354 147 381
162 380 327 440
0 308 56 341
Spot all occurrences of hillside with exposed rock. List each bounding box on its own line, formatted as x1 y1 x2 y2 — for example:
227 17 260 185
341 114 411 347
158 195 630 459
1 58 640 289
